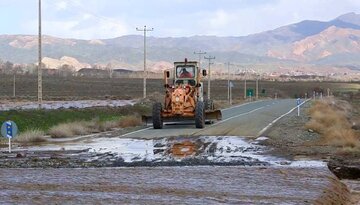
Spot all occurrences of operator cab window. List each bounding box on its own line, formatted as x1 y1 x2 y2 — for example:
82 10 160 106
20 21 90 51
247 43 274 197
176 66 195 78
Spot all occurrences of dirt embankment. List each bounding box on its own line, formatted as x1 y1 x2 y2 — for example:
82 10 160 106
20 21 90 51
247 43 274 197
263 96 360 204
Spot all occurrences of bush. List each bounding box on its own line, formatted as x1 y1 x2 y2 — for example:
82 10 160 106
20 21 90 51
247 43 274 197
306 100 360 148
118 116 142 128
14 129 46 143
48 122 90 138
49 116 142 138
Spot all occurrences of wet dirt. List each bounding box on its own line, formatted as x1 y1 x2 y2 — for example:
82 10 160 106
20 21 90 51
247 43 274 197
0 166 350 204
0 136 325 168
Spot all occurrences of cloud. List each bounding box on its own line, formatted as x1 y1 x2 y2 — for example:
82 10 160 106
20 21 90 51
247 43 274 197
209 10 231 28
55 1 68 11
42 18 128 39
12 0 360 38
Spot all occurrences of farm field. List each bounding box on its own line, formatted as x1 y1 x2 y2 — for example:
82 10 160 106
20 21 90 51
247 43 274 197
0 75 359 100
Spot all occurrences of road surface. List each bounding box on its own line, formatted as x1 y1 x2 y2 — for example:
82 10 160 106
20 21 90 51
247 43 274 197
124 99 298 138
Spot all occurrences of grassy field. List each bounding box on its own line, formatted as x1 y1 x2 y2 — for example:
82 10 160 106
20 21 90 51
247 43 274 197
0 104 149 132
0 74 359 100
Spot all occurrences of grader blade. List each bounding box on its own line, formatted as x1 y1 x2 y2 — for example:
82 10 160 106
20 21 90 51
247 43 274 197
205 110 222 121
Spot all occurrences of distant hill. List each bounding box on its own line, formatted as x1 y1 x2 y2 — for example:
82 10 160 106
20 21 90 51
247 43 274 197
0 12 360 72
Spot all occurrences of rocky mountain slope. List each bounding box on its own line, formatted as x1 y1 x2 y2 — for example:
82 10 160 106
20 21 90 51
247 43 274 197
0 12 359 71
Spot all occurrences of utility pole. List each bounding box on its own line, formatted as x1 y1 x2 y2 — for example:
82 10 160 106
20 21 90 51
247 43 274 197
194 50 206 70
38 0 42 108
136 25 153 98
204 56 215 99
256 74 260 100
13 72 16 97
243 69 247 99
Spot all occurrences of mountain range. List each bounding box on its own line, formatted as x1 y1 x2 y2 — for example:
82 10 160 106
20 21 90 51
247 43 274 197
1 12 360 73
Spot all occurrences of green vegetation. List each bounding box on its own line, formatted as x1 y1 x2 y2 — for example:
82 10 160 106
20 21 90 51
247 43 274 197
0 104 149 132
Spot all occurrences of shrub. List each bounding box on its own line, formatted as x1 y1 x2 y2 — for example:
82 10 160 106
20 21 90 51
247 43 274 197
306 100 360 148
14 129 46 143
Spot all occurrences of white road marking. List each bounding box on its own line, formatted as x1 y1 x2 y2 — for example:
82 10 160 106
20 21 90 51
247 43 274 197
221 100 265 111
120 127 152 137
212 106 265 126
257 99 311 136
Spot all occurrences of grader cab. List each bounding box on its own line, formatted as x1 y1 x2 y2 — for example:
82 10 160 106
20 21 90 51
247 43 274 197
152 59 222 129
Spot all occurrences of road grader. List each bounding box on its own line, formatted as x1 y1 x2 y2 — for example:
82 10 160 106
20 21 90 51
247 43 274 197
151 58 222 129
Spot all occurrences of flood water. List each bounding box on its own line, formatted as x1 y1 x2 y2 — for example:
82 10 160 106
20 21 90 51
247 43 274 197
0 136 347 204
17 135 325 167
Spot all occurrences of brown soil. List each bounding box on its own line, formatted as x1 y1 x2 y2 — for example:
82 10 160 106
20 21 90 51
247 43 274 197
263 97 360 204
0 74 359 101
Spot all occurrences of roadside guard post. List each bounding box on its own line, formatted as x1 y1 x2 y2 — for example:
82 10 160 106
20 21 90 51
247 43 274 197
296 98 301 116
1 121 18 153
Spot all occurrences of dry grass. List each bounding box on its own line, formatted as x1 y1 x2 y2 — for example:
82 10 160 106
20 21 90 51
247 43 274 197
306 99 360 148
14 129 46 143
49 120 98 138
118 116 142 128
49 116 142 138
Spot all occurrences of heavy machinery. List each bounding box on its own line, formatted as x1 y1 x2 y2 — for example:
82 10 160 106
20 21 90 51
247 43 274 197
151 58 222 129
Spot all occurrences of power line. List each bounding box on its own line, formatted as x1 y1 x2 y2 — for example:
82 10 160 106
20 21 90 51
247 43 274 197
136 25 154 99
193 50 206 70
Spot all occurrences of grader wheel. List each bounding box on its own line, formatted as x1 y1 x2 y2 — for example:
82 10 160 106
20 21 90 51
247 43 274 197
195 101 205 128
152 102 163 129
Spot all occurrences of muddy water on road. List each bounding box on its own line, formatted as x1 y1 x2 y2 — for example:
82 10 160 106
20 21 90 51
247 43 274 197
0 166 349 204
5 136 325 168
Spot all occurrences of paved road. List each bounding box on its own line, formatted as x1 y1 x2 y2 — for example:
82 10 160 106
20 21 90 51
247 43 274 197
124 99 298 139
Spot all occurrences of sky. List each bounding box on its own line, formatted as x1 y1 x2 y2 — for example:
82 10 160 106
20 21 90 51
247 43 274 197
0 0 360 39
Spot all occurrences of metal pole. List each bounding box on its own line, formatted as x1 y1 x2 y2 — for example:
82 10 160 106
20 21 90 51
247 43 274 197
38 0 42 108
13 73 15 97
9 138 11 153
256 78 259 100
144 27 146 99
244 79 247 99
204 56 215 100
227 62 230 103
230 82 232 105
136 25 153 98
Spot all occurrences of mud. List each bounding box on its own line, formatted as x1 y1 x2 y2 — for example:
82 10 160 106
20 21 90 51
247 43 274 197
0 136 325 168
0 166 350 204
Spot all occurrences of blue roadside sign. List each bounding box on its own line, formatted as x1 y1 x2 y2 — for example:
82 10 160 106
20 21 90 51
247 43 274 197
296 98 301 106
1 121 18 139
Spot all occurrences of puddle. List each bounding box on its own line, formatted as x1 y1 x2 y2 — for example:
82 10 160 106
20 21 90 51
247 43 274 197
21 136 326 167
